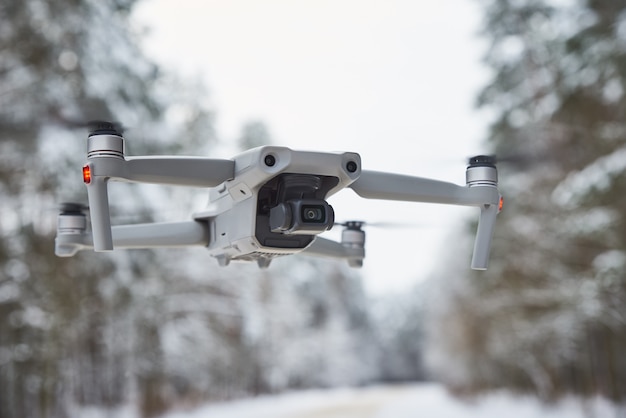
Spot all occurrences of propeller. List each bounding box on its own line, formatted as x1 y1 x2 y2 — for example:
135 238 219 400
59 202 89 214
466 150 559 170
87 120 125 136
467 154 497 167
333 220 433 230
48 112 127 134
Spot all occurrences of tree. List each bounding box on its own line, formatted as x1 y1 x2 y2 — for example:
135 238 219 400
427 0 626 403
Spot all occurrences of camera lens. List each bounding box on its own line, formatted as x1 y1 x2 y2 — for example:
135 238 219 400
302 206 324 222
273 200 333 234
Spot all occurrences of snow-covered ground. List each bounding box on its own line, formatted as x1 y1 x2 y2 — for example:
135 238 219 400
162 383 616 418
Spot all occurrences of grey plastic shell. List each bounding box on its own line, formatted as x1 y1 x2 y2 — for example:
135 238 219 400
349 170 501 270
85 156 234 251
56 221 208 257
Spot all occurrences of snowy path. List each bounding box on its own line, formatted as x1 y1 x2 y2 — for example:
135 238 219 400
278 385 413 418
164 383 615 418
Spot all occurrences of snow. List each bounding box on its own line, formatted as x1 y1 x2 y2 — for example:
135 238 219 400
552 146 626 208
161 384 615 418
593 249 626 273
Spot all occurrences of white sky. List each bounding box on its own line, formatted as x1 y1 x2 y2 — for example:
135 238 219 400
132 0 492 295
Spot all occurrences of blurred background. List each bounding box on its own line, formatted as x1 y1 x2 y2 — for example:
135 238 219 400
0 0 625 417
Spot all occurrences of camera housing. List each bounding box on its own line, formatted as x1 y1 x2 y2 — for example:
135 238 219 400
269 199 334 234
252 172 339 249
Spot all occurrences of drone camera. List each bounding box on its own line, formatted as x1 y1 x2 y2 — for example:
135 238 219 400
301 204 326 223
269 199 334 235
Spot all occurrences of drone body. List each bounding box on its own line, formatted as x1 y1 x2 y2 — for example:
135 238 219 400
193 146 361 265
56 123 502 270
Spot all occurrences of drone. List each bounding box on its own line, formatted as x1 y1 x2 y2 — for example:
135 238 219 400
55 122 503 270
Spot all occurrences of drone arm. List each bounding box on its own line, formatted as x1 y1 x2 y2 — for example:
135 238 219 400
301 236 365 267
87 157 235 187
302 237 359 258
55 221 209 256
349 170 498 207
85 156 234 251
124 157 235 187
111 221 209 248
349 169 501 270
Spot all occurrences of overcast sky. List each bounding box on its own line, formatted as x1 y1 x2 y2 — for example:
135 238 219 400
133 0 492 295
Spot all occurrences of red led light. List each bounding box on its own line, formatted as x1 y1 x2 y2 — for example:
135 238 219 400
82 165 92 184
498 196 504 212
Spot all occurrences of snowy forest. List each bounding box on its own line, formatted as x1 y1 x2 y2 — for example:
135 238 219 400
427 0 626 405
1 0 626 417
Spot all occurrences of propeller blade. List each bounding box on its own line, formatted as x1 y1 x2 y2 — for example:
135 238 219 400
334 220 429 229
87 120 125 136
59 202 89 214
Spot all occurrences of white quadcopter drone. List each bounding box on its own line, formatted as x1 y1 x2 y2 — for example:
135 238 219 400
55 122 503 270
